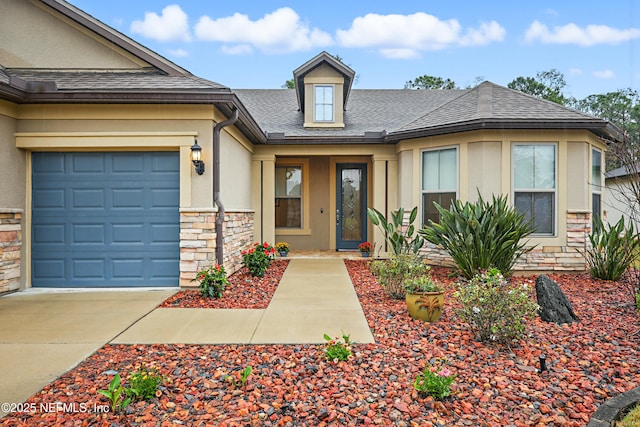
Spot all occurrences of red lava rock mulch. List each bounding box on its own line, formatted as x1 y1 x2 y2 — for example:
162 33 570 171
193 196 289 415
4 260 640 426
158 260 289 309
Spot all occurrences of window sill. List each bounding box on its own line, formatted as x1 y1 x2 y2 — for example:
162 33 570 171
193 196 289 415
275 228 312 236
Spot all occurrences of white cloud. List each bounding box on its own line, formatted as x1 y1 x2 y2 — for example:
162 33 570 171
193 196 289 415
168 48 189 58
130 5 192 42
568 67 583 76
525 20 640 46
335 13 505 58
221 44 253 55
593 69 615 79
194 7 333 54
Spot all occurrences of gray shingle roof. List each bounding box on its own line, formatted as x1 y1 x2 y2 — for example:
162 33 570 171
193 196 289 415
6 69 229 91
235 88 465 137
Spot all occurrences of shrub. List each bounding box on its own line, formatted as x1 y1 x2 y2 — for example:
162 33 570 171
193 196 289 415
370 253 430 299
413 359 455 400
584 216 640 281
419 193 536 279
192 264 229 298
242 242 276 277
455 268 538 344
367 206 424 255
323 332 352 362
403 273 442 293
129 363 165 400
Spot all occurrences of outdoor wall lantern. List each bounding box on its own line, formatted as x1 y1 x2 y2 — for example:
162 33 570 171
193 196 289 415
190 140 205 175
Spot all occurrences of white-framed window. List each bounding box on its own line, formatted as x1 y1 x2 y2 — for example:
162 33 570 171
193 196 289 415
314 85 334 122
275 165 302 228
513 144 557 235
592 147 602 229
422 147 458 225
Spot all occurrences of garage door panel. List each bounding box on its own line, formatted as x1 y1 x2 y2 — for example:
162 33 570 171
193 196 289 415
32 152 179 287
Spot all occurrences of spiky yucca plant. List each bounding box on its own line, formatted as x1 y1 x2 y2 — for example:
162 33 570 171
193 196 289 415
419 193 536 279
585 216 640 281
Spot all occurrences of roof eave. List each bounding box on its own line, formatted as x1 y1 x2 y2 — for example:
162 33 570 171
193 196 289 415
266 131 385 145
386 119 620 142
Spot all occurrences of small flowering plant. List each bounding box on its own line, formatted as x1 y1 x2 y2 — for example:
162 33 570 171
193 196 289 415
275 241 290 254
323 332 352 362
358 241 373 253
128 362 165 400
242 242 276 277
192 264 229 298
413 358 455 400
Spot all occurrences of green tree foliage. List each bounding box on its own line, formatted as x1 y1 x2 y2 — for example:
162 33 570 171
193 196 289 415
282 79 295 89
507 69 570 105
404 75 457 90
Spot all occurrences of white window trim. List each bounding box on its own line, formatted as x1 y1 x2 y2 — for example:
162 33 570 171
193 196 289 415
313 84 335 123
420 146 459 226
511 142 558 237
591 147 603 226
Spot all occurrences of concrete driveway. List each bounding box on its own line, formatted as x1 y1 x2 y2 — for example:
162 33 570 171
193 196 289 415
0 289 175 416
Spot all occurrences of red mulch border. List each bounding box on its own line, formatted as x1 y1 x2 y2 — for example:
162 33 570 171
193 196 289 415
158 260 289 309
3 260 640 426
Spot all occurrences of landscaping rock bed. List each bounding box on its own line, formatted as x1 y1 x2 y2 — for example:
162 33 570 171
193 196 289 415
3 260 640 426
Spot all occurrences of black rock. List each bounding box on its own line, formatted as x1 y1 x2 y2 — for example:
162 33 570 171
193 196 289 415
535 274 579 324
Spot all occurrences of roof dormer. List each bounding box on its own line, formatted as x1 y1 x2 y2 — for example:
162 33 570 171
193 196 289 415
293 51 355 128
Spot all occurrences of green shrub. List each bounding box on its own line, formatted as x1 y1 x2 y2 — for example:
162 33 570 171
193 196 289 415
618 403 640 427
241 242 276 277
129 363 165 400
584 216 640 281
455 268 538 344
192 264 229 298
413 359 455 400
367 206 424 255
370 254 431 299
419 193 536 279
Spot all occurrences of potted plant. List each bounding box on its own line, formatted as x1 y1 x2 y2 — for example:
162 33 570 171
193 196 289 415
358 241 373 257
404 274 444 323
275 241 290 257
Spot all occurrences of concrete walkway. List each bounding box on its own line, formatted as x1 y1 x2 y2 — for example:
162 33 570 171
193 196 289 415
0 259 374 414
113 258 375 344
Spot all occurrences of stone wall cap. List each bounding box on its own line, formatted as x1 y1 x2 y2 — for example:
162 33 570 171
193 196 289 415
0 208 24 214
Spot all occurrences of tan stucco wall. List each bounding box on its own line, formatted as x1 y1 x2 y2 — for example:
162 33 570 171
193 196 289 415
0 0 148 69
396 128 607 249
0 103 24 208
303 64 345 127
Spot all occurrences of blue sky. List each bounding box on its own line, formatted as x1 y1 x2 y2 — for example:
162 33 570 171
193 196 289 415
67 0 640 99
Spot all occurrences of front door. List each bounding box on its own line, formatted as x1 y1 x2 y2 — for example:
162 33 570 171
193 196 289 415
336 163 367 250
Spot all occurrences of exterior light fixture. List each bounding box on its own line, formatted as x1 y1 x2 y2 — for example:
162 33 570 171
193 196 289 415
190 140 205 175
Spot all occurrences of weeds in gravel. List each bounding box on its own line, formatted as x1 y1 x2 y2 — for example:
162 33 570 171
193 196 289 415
413 359 455 400
224 365 253 388
97 373 132 413
128 363 165 400
323 332 352 362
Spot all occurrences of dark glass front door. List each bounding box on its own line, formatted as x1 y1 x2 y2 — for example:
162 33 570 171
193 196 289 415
336 163 367 250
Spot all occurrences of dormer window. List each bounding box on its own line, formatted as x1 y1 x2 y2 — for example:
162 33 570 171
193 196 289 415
314 85 334 122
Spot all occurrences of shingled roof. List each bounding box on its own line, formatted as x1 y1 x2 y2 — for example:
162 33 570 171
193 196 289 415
236 81 621 144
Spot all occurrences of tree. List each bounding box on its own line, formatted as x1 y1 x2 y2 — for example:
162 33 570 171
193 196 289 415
507 69 570 105
282 79 295 89
404 75 457 90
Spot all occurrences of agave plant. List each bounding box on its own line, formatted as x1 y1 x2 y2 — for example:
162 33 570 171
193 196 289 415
419 193 536 279
584 216 640 281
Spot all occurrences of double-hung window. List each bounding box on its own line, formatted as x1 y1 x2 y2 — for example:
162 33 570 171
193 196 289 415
591 148 602 229
513 144 556 235
275 166 302 228
422 147 457 225
314 85 334 122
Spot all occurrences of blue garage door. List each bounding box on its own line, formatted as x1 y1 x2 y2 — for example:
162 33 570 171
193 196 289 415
32 152 179 287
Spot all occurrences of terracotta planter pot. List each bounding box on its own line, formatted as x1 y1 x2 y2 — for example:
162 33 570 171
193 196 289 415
406 291 444 322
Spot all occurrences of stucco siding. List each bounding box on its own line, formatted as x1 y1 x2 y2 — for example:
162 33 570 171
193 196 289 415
0 0 147 69
467 140 501 201
221 131 252 210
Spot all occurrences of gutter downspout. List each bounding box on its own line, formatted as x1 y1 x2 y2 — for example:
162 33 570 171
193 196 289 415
214 107 239 266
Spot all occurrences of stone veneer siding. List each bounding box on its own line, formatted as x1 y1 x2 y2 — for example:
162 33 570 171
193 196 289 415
0 209 23 294
420 210 591 272
179 208 254 287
